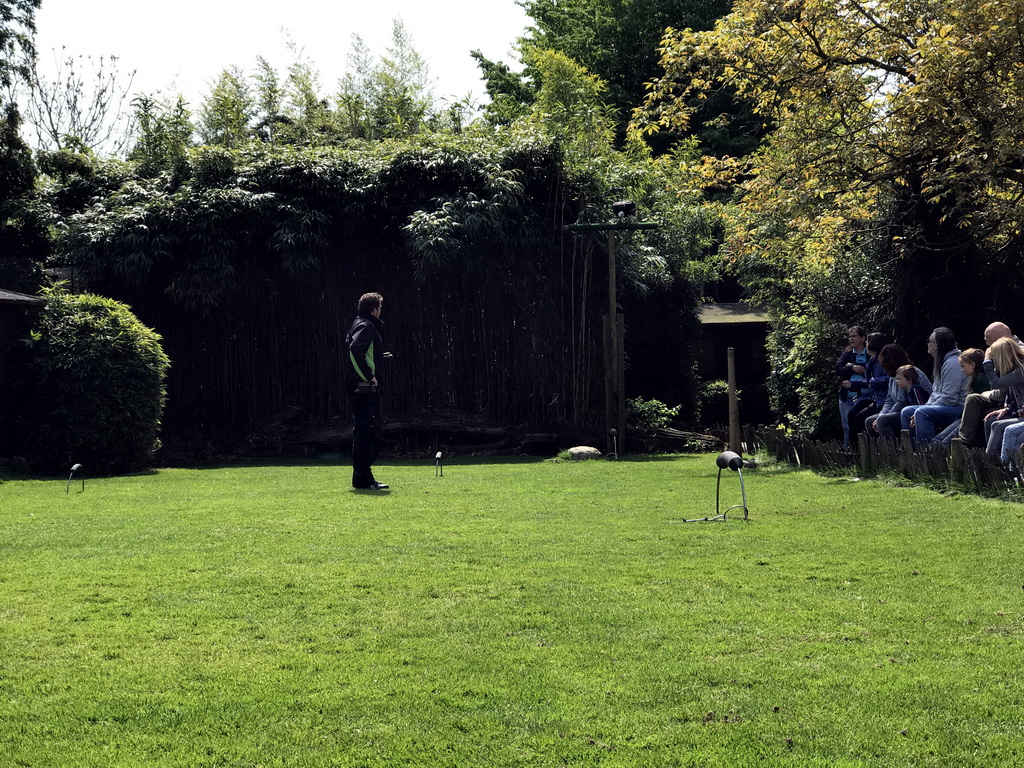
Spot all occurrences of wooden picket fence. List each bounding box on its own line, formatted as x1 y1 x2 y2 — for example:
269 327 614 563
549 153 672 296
758 426 1020 495
702 424 762 455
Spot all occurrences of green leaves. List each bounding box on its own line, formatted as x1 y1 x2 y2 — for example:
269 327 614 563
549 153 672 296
60 137 563 305
18 287 170 475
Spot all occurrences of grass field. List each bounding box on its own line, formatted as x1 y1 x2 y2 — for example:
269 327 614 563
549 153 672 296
2 455 1024 767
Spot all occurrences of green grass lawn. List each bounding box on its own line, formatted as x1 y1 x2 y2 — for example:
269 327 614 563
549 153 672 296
2 455 1023 767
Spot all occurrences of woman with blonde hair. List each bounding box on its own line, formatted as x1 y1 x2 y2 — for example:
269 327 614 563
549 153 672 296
982 337 1024 460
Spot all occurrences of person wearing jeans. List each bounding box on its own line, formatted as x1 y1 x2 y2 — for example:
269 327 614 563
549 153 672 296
900 327 967 444
980 337 1024 462
866 344 932 440
836 326 869 446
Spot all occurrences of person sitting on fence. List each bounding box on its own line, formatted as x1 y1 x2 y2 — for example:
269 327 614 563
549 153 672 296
847 333 888 445
894 364 930 404
836 326 869 447
981 337 1024 459
900 327 968 444
958 322 1022 447
998 419 1024 478
866 344 932 439
935 348 990 444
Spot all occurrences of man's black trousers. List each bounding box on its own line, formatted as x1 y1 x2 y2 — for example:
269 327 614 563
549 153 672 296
349 390 383 488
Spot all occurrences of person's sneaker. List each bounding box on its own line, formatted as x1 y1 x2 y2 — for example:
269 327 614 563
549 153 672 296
368 481 389 490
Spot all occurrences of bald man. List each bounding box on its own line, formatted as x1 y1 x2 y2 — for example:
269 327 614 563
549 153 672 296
958 322 1022 446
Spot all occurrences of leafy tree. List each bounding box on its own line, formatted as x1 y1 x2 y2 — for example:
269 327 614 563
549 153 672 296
197 67 255 148
0 101 46 290
279 46 335 145
483 0 751 153
252 56 287 144
0 0 39 89
520 0 729 116
129 93 193 176
524 48 616 167
336 20 435 140
0 1 45 291
18 287 170 475
644 0 1024 431
470 50 533 126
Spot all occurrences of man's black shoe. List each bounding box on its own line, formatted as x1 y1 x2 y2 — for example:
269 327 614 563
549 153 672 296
354 481 389 490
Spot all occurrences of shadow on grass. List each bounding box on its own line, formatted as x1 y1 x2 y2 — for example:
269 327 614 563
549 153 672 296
0 452 720 484
1 468 160 484
163 452 717 472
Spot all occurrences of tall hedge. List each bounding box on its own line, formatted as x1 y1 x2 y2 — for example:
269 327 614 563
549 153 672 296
19 289 170 475
50 135 706 446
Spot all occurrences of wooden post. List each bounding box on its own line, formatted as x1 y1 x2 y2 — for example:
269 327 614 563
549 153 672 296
603 313 614 454
606 231 618 455
899 430 914 477
857 431 871 476
616 311 626 455
567 220 659 456
727 346 741 454
949 438 964 484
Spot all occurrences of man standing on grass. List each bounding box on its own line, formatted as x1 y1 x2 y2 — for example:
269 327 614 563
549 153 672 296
345 292 389 491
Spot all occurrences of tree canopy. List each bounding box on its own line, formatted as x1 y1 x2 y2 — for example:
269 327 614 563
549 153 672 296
1 0 44 292
0 0 39 89
475 0 751 153
520 0 730 123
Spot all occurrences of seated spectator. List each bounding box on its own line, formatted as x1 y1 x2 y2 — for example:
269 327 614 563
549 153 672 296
999 419 1024 476
894 365 930 404
866 344 932 439
982 337 1024 458
900 327 968 443
959 322 1022 447
936 348 990 444
836 326 868 447
848 333 888 445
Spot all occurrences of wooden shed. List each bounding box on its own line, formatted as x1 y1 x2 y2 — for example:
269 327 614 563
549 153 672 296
0 289 45 456
697 301 773 423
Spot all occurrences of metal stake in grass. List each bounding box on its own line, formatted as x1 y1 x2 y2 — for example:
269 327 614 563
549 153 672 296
606 429 619 461
435 451 443 477
674 451 749 523
66 463 84 494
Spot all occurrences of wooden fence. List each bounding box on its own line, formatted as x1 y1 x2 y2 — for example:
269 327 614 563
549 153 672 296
758 427 1019 495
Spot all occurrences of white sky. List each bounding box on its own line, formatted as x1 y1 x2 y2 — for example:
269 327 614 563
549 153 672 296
32 0 530 107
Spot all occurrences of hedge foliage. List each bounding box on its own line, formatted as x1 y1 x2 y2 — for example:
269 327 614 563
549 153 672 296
40 133 714 445
19 289 170 475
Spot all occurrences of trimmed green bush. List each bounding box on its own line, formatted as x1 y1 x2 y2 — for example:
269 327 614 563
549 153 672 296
698 378 740 427
19 289 170 475
626 396 681 431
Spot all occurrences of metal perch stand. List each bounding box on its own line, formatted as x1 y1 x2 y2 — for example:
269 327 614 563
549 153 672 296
66 463 84 494
677 451 749 523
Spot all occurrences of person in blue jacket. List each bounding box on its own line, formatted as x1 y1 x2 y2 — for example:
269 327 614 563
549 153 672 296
900 327 968 443
847 333 888 445
836 326 869 446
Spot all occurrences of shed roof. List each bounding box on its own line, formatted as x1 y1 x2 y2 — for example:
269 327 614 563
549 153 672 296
0 289 45 307
697 302 771 325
